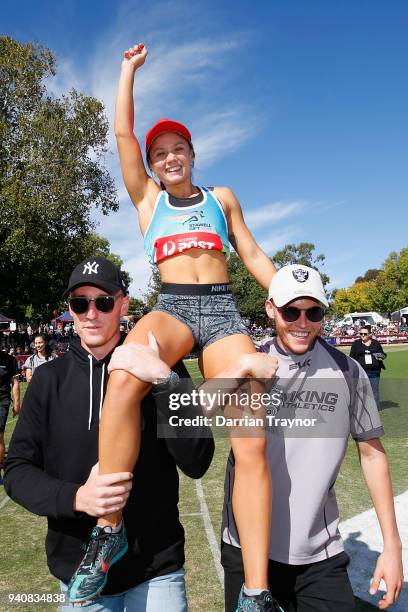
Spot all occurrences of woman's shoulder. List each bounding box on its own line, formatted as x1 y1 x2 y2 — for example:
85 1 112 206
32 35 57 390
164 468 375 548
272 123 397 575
211 186 239 210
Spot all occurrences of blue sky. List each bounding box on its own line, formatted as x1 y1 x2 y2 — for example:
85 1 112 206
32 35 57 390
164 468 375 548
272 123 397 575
3 0 407 297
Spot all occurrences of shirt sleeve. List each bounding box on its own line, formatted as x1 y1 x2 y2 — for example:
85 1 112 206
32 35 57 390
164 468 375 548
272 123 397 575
153 361 214 479
349 362 384 440
9 355 19 377
4 372 80 519
349 341 359 360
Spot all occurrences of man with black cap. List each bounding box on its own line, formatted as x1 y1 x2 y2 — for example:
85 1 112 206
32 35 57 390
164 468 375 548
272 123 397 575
5 256 214 611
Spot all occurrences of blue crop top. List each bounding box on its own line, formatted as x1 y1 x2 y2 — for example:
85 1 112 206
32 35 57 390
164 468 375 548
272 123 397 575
143 187 230 264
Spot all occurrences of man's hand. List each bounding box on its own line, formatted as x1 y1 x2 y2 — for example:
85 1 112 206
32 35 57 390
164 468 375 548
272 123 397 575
74 463 133 517
200 353 279 415
108 331 171 383
369 547 403 609
217 352 279 380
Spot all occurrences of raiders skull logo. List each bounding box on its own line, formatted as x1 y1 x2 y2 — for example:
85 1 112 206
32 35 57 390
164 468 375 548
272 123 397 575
292 269 309 283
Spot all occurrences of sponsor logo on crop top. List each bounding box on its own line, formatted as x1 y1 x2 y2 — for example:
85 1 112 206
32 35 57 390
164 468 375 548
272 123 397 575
155 232 223 262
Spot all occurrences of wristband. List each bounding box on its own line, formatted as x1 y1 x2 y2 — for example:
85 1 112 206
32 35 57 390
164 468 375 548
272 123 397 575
152 370 180 392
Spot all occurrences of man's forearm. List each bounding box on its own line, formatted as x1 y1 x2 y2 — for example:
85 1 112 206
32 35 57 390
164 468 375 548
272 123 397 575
360 449 401 547
12 379 20 409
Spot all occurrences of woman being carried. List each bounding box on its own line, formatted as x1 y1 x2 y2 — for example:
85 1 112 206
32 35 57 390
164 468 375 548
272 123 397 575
69 44 281 612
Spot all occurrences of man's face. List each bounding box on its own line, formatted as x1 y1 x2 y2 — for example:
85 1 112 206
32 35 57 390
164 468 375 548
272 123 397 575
69 286 129 354
359 328 371 341
265 297 324 354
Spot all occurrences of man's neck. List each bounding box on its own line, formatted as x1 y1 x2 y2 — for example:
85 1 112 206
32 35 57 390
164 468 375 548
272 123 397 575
81 333 120 361
276 336 313 356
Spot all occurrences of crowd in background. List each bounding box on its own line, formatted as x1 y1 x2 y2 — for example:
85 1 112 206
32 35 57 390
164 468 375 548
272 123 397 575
324 319 407 338
1 316 407 369
0 324 73 357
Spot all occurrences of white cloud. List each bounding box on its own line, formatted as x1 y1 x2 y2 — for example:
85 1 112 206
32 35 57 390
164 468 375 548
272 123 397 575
245 201 306 230
258 228 300 256
46 58 86 98
193 109 260 168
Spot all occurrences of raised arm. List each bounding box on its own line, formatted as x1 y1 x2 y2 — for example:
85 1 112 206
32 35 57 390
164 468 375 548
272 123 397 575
215 186 276 290
115 43 158 206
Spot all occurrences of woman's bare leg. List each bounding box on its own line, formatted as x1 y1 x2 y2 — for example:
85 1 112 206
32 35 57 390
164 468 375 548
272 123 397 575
201 334 271 590
98 311 194 527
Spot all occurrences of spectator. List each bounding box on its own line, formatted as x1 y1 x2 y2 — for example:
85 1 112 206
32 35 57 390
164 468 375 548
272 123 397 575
350 325 386 407
24 334 58 383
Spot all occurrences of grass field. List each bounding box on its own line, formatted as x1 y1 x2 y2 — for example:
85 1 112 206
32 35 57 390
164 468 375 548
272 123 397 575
0 346 407 611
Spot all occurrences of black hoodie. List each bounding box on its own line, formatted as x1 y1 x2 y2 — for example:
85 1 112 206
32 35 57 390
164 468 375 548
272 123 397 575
4 337 214 593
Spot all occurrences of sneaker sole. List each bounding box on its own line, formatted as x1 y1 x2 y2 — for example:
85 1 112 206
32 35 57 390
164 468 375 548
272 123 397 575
68 542 129 604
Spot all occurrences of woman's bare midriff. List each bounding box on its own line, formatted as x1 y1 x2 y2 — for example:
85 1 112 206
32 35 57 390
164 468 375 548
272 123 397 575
158 248 229 284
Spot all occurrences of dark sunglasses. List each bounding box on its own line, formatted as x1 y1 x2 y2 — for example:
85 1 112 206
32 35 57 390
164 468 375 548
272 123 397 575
277 305 326 323
68 295 119 314
360 332 369 336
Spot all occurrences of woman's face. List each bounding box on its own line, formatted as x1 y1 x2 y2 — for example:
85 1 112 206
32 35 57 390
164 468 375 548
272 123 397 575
149 132 194 187
34 337 46 352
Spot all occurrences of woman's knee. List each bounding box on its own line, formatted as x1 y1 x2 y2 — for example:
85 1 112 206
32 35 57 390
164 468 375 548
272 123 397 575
232 436 267 467
107 368 150 393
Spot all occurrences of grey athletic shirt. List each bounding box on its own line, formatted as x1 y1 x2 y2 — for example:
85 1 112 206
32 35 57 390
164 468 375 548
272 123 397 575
221 337 384 565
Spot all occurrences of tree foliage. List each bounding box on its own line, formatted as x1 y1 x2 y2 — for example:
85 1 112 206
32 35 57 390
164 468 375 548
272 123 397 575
355 268 381 283
332 248 408 316
0 37 119 320
332 281 375 316
273 242 330 285
227 253 268 321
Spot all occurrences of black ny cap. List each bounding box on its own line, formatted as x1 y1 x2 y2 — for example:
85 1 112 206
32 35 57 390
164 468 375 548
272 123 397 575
63 256 128 297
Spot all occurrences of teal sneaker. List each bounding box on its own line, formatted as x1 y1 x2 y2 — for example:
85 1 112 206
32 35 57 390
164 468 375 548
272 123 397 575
236 585 285 611
68 523 128 604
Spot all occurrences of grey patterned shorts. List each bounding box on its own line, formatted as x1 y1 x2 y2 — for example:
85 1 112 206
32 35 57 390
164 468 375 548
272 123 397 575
152 283 250 350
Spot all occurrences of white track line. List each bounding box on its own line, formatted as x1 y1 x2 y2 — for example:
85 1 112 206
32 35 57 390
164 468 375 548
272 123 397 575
195 479 224 586
5 416 16 430
0 494 10 509
339 490 408 611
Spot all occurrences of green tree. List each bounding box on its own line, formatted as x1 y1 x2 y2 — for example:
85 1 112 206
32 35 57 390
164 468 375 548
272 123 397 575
82 234 133 294
355 268 381 283
0 37 118 320
367 249 408 313
128 297 146 317
332 281 375 315
273 242 330 285
227 253 268 321
144 267 161 311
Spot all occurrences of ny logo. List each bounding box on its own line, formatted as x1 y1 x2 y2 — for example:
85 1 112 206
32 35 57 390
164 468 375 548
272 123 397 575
83 261 99 275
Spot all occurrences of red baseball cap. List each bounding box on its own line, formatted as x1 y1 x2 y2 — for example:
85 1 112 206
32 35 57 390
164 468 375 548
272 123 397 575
145 118 192 158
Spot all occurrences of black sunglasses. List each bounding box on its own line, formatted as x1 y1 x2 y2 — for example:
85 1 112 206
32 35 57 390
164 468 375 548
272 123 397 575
360 332 369 336
277 305 326 323
68 295 120 314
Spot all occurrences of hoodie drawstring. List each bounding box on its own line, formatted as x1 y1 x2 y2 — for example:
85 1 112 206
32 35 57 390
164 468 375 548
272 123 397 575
99 363 105 422
88 355 93 431
87 356 106 430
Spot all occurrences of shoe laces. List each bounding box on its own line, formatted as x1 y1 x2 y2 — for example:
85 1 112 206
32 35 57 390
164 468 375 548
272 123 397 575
80 527 111 575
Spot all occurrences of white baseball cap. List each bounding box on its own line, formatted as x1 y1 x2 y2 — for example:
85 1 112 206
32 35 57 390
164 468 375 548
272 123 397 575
268 264 329 308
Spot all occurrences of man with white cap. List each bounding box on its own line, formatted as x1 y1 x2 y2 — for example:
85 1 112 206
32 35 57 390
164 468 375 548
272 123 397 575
221 264 403 611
